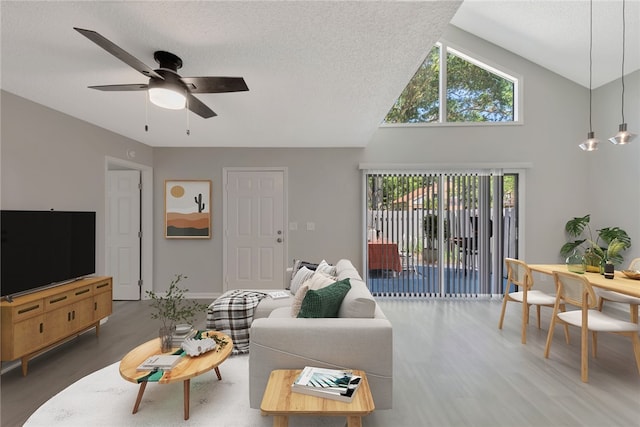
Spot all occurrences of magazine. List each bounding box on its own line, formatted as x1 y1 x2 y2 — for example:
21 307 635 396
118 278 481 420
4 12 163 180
268 291 290 299
291 366 362 402
136 355 182 371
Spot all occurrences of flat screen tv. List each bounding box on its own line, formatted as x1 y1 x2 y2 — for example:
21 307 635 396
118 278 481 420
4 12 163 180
1 210 96 299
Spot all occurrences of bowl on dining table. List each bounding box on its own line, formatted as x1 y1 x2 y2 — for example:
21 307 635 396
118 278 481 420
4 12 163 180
622 270 640 280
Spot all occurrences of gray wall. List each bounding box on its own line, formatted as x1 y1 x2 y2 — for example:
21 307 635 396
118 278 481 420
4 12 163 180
153 148 362 293
0 91 154 276
368 23 592 264
589 70 640 260
2 25 638 296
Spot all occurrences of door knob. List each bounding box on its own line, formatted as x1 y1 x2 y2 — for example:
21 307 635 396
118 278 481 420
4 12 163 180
277 238 283 243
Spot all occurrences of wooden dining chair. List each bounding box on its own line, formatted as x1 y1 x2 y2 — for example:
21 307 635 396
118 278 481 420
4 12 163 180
544 270 640 383
498 258 558 344
597 257 640 323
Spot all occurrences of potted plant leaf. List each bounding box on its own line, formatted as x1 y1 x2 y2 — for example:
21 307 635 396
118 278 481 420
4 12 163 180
146 274 208 352
422 214 449 264
560 214 631 272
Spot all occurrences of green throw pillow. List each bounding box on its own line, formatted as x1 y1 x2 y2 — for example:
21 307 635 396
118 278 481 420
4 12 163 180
297 278 351 318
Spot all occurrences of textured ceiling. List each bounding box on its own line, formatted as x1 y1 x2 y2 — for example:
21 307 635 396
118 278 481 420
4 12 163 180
0 1 461 148
1 1 638 148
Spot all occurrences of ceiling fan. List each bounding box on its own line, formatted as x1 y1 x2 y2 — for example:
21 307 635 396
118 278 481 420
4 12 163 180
74 27 248 118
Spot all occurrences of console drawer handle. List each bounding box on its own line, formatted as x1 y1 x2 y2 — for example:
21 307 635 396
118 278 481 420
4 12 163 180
50 296 67 304
18 305 40 314
96 283 109 289
75 289 90 296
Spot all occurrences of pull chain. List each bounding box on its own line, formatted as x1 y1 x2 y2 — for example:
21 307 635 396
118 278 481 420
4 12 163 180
145 93 149 132
186 96 190 136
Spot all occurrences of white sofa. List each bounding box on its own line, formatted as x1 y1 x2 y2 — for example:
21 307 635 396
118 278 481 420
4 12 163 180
248 259 393 409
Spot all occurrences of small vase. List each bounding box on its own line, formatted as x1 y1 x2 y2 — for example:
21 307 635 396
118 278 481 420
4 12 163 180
582 249 602 273
566 250 586 274
599 257 607 275
159 325 175 353
604 261 615 279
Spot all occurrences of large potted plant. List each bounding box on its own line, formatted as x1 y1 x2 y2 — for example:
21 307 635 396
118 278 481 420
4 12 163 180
422 214 449 264
560 214 631 271
146 274 207 352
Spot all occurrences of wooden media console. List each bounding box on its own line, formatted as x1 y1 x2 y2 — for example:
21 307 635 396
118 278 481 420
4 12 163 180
1 276 112 375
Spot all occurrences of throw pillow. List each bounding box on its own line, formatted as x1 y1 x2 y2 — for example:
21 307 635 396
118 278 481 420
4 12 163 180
291 272 335 317
316 259 337 276
290 284 310 317
304 271 336 291
289 266 315 295
297 278 351 318
289 259 319 288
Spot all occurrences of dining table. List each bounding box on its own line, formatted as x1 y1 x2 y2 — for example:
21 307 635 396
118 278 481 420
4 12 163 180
528 264 640 299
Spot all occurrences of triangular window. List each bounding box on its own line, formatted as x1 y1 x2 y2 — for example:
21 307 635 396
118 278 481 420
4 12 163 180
384 42 519 124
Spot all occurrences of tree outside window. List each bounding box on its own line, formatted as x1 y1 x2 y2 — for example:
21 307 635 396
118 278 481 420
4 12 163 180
383 43 516 124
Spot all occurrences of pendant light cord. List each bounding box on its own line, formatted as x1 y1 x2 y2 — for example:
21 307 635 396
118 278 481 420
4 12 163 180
589 0 593 133
621 0 626 124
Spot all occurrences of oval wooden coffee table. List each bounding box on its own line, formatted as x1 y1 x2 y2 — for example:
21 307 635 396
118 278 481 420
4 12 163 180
119 331 232 420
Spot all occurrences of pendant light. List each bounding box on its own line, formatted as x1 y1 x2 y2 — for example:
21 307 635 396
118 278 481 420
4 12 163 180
608 0 637 145
579 0 600 151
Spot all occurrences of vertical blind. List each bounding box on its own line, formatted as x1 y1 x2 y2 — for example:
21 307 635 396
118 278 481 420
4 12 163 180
366 170 516 298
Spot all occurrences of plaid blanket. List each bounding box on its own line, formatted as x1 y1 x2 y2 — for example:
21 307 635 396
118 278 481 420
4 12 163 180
206 290 267 354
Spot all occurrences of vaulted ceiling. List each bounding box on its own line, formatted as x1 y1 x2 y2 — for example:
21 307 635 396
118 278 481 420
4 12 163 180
2 1 638 148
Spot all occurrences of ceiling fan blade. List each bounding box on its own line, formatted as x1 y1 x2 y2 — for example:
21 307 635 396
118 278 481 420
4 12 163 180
88 84 149 91
74 27 163 80
186 93 217 118
181 77 248 93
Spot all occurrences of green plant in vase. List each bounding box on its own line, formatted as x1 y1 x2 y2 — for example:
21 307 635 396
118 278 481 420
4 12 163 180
146 274 207 352
560 214 631 272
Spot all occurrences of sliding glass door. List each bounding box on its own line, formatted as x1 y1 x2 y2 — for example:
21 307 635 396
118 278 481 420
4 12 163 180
365 170 518 297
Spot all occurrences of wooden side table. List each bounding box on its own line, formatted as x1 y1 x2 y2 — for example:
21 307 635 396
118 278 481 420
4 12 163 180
260 369 375 427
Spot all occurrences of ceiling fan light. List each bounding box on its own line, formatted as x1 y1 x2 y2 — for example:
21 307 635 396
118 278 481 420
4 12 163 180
608 123 637 145
579 131 600 151
148 87 186 110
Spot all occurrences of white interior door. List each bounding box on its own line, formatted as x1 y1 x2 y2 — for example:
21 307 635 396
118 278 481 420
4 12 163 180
224 169 286 291
107 170 141 300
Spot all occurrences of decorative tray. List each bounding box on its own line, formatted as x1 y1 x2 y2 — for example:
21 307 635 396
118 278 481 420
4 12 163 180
182 337 216 357
622 270 640 280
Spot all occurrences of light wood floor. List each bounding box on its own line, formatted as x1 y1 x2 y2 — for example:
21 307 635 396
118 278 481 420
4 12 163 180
1 298 639 426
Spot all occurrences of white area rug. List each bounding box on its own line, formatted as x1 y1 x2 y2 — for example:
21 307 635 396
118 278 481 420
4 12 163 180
25 355 345 427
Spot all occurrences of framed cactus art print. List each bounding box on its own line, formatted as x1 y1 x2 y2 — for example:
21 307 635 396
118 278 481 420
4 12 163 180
164 180 212 239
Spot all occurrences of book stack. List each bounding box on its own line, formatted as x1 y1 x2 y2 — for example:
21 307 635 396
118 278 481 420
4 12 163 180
136 354 182 371
171 325 197 347
291 366 362 402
